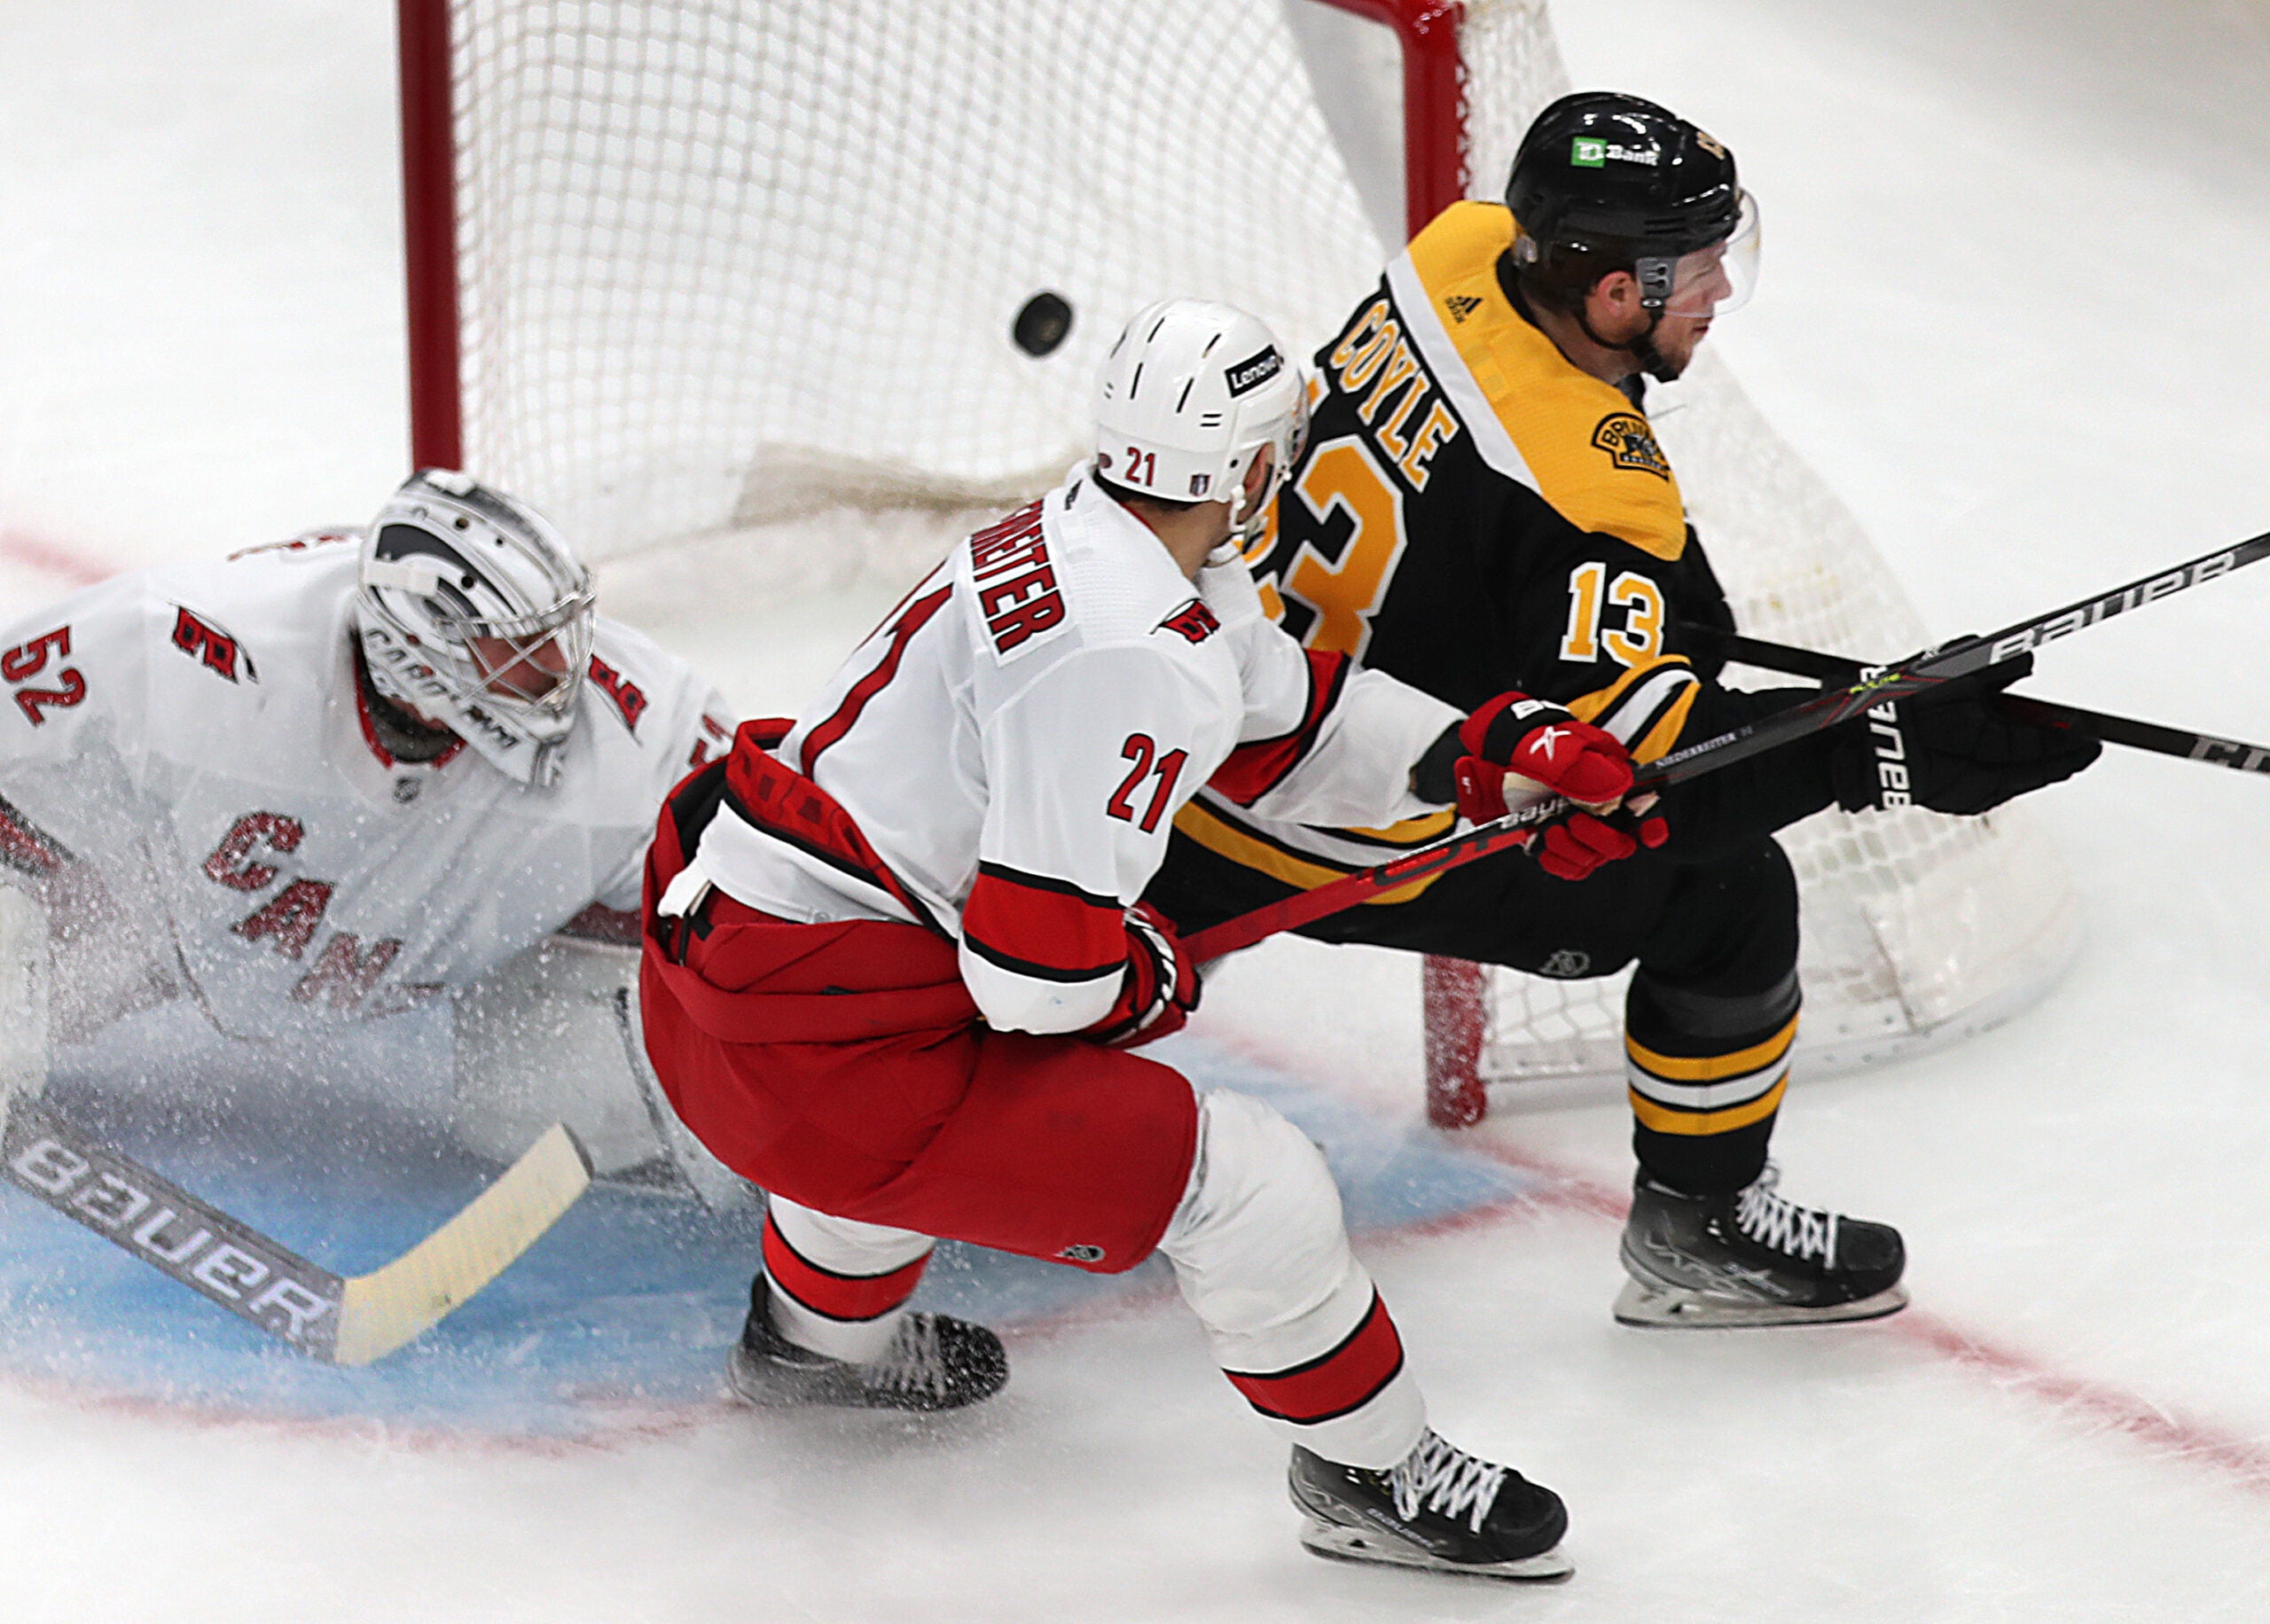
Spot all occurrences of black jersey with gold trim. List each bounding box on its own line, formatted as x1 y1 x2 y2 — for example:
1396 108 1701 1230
1206 200 1829 865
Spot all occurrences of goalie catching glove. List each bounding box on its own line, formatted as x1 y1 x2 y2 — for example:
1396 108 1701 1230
1830 652 2102 816
1084 902 1202 1049
1417 693 1669 881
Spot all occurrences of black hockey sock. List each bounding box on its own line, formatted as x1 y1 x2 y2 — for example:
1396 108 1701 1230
1625 839 1803 1197
1624 965 1797 1197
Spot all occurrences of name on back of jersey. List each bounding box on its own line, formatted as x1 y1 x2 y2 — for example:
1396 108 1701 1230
967 503 1069 662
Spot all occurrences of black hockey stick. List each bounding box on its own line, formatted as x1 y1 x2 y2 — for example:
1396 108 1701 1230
1186 527 2270 961
1684 624 2270 777
0 1097 591 1364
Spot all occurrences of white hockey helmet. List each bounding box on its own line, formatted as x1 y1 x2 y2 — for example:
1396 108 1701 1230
354 469 596 786
1093 299 1308 539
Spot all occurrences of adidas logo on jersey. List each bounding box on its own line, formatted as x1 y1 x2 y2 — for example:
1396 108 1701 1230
1444 294 1483 324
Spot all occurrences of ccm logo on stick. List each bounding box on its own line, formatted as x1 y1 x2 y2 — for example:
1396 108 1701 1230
7 1136 336 1347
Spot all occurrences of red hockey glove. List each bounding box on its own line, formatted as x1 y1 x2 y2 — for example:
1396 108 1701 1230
1449 693 1666 881
1086 902 1202 1049
1530 806 1668 880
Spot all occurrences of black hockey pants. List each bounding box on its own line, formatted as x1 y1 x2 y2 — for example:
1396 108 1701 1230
1145 832 1801 1196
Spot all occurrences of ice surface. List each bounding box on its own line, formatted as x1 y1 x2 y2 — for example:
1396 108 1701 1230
1 3 2267 1620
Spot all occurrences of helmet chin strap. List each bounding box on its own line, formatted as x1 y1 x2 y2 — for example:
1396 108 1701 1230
1577 255 1687 384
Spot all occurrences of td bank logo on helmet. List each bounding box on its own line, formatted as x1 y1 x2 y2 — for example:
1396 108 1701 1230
1225 347 1284 396
1570 137 1660 168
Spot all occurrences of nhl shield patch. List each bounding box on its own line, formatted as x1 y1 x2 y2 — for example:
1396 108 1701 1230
1591 412 1671 480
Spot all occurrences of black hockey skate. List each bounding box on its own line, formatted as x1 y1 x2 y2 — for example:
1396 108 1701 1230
724 1276 1008 1412
1288 1431 1571 1581
1615 1166 1908 1328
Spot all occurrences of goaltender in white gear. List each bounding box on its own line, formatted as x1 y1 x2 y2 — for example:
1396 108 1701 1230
0 471 741 1197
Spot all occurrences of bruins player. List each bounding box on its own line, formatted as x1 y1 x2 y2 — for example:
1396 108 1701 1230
1146 92 2099 1327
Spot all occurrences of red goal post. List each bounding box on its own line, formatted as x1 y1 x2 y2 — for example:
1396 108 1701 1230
393 0 2079 1131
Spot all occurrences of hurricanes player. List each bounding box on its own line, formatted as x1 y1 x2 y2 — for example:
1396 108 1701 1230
1146 92 2100 1327
637 300 1676 1579
0 469 740 1192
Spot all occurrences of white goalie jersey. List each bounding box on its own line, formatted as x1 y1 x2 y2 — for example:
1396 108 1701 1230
691 470 1462 1036
0 531 736 1043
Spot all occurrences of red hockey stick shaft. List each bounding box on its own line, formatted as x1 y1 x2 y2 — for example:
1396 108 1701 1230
1185 526 2270 964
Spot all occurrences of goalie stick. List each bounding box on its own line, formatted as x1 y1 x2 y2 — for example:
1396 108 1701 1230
1185 527 2270 964
0 1097 591 1365
1681 623 2270 777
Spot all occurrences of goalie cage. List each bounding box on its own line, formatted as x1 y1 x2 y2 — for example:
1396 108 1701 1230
395 0 2081 1128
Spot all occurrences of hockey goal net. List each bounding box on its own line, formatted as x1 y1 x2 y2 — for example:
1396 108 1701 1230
397 0 2079 1124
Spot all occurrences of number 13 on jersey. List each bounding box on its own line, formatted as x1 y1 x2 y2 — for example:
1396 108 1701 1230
1559 561 1664 667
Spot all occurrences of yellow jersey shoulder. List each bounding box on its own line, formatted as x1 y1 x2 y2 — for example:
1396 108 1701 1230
1405 201 1687 563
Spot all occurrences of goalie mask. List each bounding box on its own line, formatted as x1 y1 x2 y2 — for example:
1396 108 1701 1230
354 470 596 786
1093 299 1308 544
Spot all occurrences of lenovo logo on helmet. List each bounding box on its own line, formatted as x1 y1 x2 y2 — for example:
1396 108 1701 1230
1224 347 1284 397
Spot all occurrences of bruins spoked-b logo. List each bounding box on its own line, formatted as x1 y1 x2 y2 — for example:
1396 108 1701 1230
1591 412 1671 480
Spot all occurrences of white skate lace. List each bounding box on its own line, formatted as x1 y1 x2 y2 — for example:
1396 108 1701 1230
1731 1167 1837 1265
1389 1431 1505 1535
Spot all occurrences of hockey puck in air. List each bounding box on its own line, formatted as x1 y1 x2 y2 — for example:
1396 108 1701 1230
1013 292 1073 357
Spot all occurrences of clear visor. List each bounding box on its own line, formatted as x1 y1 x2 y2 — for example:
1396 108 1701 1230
1234 386 1310 542
1663 190 1761 320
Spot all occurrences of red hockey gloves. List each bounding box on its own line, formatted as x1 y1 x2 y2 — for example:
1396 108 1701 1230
1086 902 1202 1049
1420 693 1669 881
1830 653 2102 816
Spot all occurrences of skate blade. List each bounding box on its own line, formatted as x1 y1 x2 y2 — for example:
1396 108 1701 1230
1613 1277 1911 1329
1297 1519 1573 1582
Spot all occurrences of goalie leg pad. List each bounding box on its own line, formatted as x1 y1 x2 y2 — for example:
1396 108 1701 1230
0 884 50 1116
452 934 752 1208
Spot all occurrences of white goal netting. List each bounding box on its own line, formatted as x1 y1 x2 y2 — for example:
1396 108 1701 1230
423 0 2078 1101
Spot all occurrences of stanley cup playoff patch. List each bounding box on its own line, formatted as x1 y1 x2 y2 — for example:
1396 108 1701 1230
1592 412 1671 480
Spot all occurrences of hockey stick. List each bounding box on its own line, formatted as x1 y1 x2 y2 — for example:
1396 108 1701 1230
1184 527 2270 963
0 1097 591 1364
1684 624 2270 777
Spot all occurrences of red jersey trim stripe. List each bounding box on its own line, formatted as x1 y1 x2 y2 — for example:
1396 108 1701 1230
961 863 1126 983
762 1214 929 1323
0 792 66 878
1223 1289 1406 1425
351 676 466 770
800 584 954 775
719 756 943 935
1206 649 1351 807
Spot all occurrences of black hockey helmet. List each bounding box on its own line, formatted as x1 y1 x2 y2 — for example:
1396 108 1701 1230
1505 92 1756 378
1508 91 1742 265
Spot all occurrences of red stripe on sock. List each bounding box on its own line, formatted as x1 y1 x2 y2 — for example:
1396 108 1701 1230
1223 1291 1405 1425
762 1217 928 1323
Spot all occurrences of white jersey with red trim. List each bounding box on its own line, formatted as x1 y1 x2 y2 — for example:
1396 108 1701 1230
0 533 735 1041
690 469 1460 1036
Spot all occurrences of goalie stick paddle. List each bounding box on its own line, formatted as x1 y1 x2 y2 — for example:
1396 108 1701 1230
1682 623 2270 777
0 1098 592 1365
1184 526 2270 964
